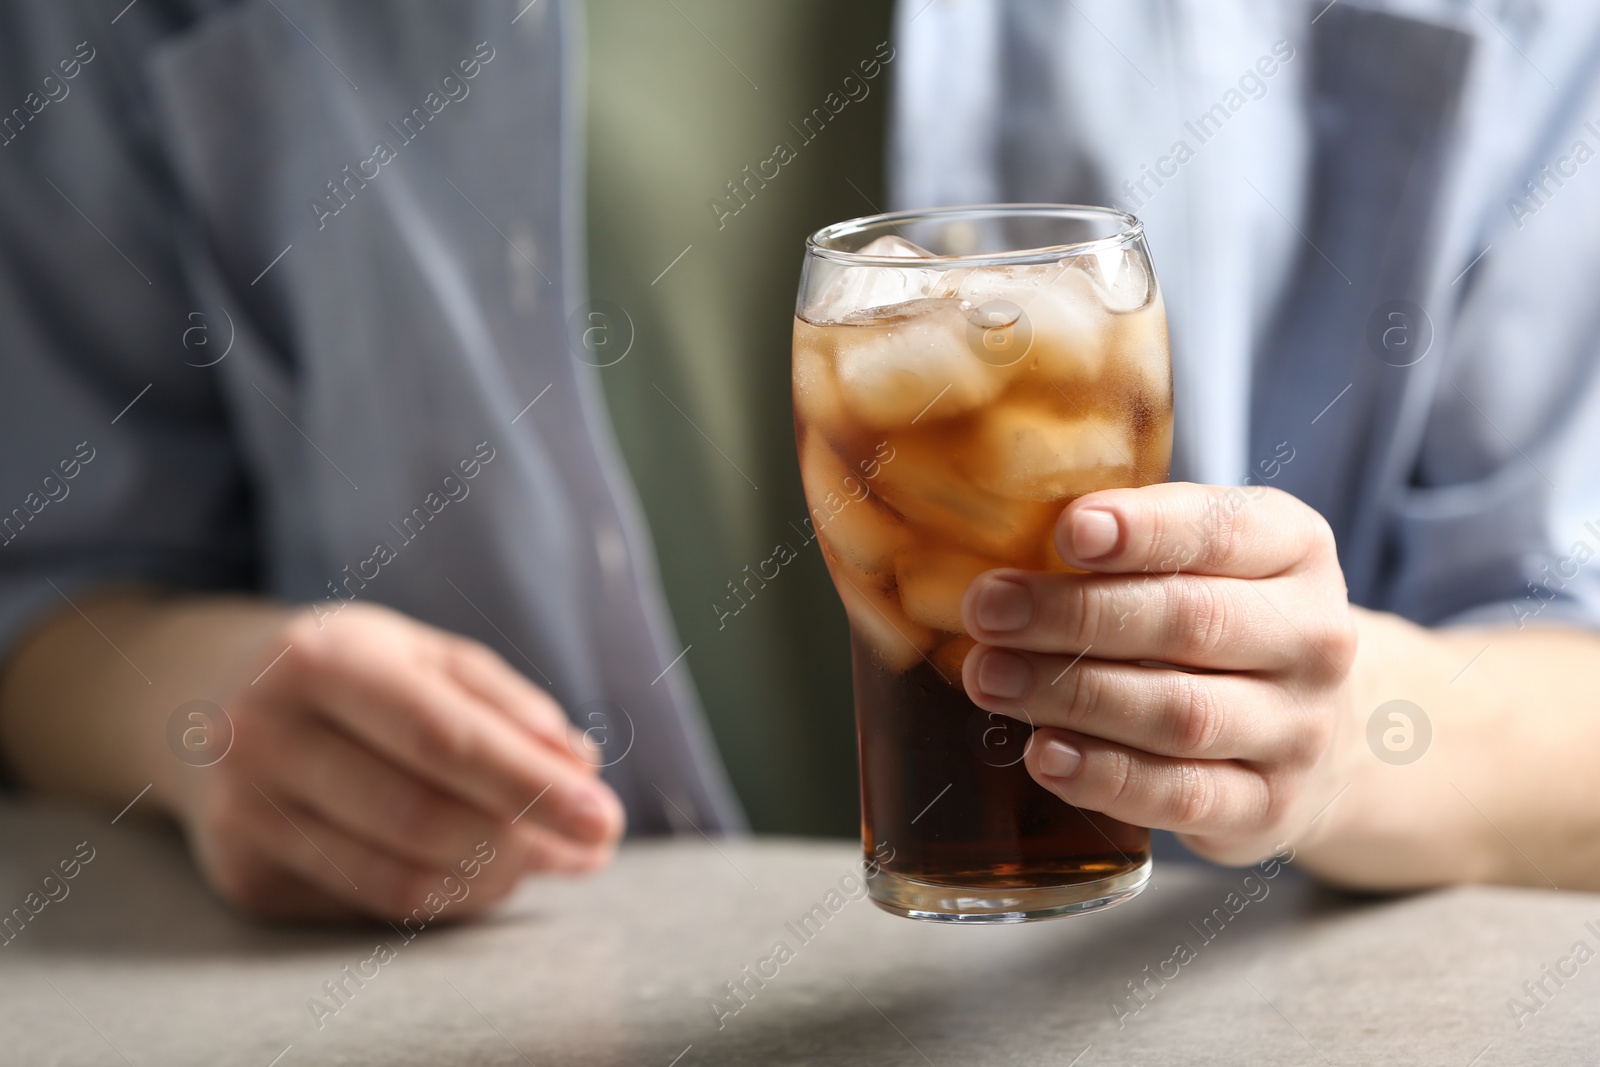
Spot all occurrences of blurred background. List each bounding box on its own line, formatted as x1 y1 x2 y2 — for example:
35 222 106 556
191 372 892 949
585 0 896 837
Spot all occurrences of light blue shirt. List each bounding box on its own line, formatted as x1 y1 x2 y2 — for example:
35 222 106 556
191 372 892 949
0 0 741 831
893 0 1600 630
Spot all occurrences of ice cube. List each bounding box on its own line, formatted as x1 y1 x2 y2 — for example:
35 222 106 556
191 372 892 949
939 263 1108 381
1109 292 1172 404
1022 272 1109 381
800 433 909 574
896 547 1001 633
931 634 977 685
936 261 1055 303
832 299 1008 429
872 436 1059 560
1086 247 1152 313
806 236 941 324
793 322 847 435
859 235 935 258
964 405 1138 502
817 497 909 576
830 563 934 671
797 427 848 495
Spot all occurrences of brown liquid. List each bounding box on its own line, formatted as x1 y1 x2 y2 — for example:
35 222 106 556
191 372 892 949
854 634 1149 887
793 263 1172 891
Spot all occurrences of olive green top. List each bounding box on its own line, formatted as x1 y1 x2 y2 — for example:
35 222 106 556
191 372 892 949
585 0 895 835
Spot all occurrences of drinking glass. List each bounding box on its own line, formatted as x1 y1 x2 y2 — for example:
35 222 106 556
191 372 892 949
793 205 1171 923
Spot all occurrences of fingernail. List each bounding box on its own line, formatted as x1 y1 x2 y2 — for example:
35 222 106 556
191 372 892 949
1038 738 1082 778
1070 508 1120 561
977 649 1032 699
569 727 605 768
975 578 1033 632
565 790 615 841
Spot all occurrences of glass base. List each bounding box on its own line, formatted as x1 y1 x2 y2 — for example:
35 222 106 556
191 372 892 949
865 856 1152 924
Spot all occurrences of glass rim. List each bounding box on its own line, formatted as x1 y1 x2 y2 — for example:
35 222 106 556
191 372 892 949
805 203 1144 269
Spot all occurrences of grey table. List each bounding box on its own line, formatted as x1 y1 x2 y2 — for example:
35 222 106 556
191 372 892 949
1 800 1597 1066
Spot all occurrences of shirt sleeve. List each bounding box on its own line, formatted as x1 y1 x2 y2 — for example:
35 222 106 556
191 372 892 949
0 6 258 686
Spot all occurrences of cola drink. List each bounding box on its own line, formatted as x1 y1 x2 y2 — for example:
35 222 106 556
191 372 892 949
794 207 1171 922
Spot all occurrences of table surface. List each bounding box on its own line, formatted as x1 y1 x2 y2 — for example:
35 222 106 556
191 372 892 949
2 801 1598 1066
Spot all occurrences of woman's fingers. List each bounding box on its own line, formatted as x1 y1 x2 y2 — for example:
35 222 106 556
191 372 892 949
1052 482 1337 578
940 485 1354 857
962 569 1321 671
228 784 451 918
513 820 618 877
441 638 600 771
238 785 522 920
183 605 633 923
274 629 623 846
197 841 362 923
962 646 1317 762
203 785 603 923
261 715 611 875
1023 726 1279 837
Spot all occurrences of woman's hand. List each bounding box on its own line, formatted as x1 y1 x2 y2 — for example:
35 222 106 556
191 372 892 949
960 483 1359 865
174 602 623 921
